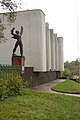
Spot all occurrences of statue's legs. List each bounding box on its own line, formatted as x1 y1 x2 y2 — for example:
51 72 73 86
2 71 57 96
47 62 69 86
13 41 18 54
13 40 23 56
19 42 23 56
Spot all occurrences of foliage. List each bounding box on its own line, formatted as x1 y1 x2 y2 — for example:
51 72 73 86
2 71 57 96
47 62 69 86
0 70 27 100
61 69 71 78
0 0 17 11
0 12 17 43
61 59 80 78
0 18 7 43
0 90 80 120
51 80 80 93
6 12 17 23
0 0 22 11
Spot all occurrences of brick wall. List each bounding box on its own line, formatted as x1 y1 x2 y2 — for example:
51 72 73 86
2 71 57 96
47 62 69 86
23 67 60 86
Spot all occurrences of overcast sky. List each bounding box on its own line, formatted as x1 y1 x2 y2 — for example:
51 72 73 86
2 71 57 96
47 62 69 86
1 0 80 62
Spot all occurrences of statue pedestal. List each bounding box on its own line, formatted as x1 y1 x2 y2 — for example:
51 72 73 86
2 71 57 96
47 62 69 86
12 55 25 66
12 55 25 75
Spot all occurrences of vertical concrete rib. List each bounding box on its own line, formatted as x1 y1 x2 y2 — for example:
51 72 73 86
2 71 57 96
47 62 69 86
57 37 64 71
45 23 52 71
48 29 51 71
46 22 49 71
54 33 59 71
50 29 56 71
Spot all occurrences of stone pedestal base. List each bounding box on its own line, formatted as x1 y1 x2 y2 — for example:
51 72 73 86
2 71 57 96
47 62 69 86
12 55 25 66
12 55 25 75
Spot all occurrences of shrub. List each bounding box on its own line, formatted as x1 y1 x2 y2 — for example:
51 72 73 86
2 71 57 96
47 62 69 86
0 71 27 100
6 73 24 96
0 78 8 100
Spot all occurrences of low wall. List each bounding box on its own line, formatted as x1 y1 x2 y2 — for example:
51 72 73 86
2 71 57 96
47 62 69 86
23 67 60 86
0 65 20 74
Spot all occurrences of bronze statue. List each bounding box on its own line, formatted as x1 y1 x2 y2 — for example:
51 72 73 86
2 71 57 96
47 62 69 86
11 26 23 56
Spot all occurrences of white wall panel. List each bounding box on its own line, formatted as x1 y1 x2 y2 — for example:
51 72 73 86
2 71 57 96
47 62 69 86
57 37 64 71
50 29 56 71
46 22 49 71
54 33 59 71
48 29 51 70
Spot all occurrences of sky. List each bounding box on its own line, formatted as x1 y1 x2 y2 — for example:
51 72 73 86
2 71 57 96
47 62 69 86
0 0 80 62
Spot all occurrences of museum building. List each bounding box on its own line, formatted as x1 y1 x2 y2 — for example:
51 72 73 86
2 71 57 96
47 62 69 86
0 9 64 86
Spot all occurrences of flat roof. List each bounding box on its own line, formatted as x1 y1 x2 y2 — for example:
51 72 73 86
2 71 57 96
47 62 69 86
0 9 45 16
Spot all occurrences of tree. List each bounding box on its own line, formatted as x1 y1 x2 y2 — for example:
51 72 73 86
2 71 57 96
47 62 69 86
0 0 17 11
0 0 21 43
61 59 80 79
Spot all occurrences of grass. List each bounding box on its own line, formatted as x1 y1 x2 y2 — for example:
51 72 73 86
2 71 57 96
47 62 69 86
0 89 80 120
51 80 80 93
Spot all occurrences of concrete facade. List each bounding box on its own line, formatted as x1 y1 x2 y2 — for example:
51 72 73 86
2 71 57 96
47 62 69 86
0 9 64 72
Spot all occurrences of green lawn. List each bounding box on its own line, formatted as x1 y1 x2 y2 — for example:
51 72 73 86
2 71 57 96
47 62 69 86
51 80 80 93
0 89 80 120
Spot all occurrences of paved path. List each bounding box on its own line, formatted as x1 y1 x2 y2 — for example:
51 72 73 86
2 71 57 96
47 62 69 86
32 79 80 97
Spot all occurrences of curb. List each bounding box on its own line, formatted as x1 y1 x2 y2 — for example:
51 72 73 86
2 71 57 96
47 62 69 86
51 88 80 94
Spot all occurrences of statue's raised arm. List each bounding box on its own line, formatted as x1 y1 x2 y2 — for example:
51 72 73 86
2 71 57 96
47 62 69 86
20 26 23 36
11 28 15 35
